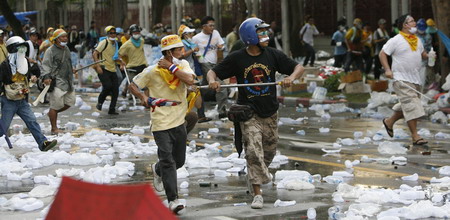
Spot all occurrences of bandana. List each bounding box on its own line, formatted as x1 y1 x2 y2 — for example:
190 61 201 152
131 37 142 48
8 52 28 76
399 31 418 51
155 63 184 90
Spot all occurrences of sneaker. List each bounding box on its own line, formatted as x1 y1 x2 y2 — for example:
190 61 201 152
218 112 228 119
108 111 119 115
246 175 254 196
251 195 264 209
168 199 185 215
96 103 102 111
151 163 164 192
198 117 212 123
40 140 58 152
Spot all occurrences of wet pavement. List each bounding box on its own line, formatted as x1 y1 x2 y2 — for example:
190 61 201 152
1 91 450 219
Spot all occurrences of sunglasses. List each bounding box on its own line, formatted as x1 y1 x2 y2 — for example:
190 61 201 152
108 32 117 35
257 31 268 36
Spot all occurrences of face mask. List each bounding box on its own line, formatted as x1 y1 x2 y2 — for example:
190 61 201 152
132 34 141 40
409 27 417 34
108 37 117 41
259 37 270 43
356 24 362 29
170 51 182 65
17 46 27 54
60 42 67 46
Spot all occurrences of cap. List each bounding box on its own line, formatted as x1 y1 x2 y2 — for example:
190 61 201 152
105 25 116 33
426 18 435 27
178 25 195 37
378 18 386 25
353 18 362 25
30 27 38 35
47 27 54 35
51 29 67 41
161 35 184 51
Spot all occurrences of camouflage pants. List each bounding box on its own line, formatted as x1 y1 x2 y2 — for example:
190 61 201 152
241 112 278 185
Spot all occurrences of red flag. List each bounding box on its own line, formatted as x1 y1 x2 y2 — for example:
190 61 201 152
46 177 177 220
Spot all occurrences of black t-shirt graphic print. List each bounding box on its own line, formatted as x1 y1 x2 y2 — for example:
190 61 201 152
213 47 298 118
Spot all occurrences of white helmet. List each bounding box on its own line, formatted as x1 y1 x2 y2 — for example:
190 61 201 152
6 36 27 53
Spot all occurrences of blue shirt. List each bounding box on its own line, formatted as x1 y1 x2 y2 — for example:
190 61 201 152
332 31 346 55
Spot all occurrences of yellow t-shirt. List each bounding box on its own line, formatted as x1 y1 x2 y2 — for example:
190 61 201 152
133 60 195 132
119 39 148 68
0 43 8 64
121 36 129 45
95 39 117 72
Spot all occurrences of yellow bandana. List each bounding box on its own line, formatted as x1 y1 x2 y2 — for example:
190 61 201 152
399 31 418 51
186 89 200 113
11 73 26 82
155 64 183 90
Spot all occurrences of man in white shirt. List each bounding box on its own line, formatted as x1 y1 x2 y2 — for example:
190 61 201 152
380 14 431 146
192 16 227 122
299 16 319 67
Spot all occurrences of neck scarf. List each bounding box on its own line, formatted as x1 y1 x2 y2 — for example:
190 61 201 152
399 31 418 51
8 52 28 76
155 58 184 90
131 37 141 48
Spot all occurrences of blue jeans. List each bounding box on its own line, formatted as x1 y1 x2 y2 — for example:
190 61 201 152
0 96 47 148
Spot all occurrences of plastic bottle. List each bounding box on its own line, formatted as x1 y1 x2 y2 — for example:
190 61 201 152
307 207 317 219
312 174 322 183
428 47 436 67
328 206 344 220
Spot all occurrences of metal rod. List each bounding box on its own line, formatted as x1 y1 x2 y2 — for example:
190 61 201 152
75 59 105 71
397 80 433 101
123 67 137 107
198 82 280 89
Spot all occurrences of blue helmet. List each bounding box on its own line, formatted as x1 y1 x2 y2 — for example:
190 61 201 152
417 18 427 32
239 18 270 45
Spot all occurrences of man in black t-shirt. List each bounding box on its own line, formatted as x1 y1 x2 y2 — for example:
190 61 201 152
208 18 305 209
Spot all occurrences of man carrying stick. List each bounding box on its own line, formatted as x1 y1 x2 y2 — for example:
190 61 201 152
207 18 305 209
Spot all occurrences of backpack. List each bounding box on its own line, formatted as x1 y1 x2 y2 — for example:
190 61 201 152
92 36 109 59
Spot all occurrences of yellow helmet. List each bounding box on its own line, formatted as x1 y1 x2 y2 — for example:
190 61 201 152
161 35 184 51
353 18 362 25
104 25 116 33
426 18 435 27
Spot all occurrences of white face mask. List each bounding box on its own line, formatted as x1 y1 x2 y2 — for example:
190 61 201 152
170 51 182 65
108 37 117 41
132 34 141 40
60 42 67 46
409 27 417 34
259 37 270 43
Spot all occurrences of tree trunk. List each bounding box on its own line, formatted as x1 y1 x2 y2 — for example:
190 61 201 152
0 0 25 38
151 0 166 27
237 0 247 23
111 0 128 28
288 0 304 58
431 0 449 82
46 0 59 28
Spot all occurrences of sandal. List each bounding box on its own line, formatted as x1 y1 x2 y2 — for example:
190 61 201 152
413 138 428 145
383 118 394 138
